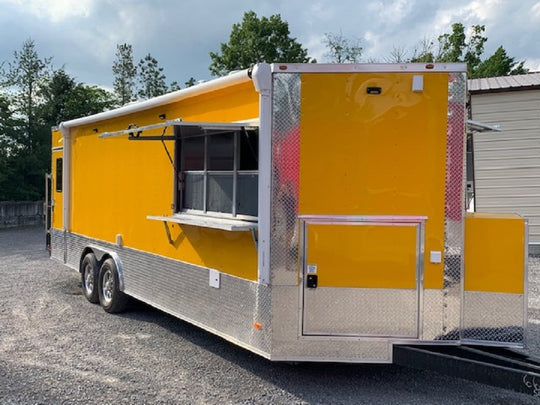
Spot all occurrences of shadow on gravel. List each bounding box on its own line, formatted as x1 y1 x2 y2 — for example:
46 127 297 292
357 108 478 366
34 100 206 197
115 301 494 404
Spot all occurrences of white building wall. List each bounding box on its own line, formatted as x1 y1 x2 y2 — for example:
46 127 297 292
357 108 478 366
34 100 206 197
471 89 540 243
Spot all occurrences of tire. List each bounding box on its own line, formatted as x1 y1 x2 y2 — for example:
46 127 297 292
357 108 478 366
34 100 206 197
81 253 99 304
98 258 129 313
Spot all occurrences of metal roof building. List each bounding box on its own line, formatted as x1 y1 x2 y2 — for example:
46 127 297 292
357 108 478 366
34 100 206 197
469 72 540 244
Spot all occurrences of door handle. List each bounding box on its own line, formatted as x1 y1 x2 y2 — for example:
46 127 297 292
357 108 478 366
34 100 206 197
306 274 318 288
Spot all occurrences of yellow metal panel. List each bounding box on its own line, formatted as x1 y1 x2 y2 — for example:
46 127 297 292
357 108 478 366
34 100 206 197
464 212 525 294
69 81 259 280
51 128 63 230
298 72 449 288
52 128 63 149
306 223 418 289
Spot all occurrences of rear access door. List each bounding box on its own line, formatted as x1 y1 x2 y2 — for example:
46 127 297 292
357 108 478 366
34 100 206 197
302 217 424 338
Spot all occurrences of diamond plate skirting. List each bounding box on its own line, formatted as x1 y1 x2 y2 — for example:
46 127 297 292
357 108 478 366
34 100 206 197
463 291 524 345
52 228 272 357
303 288 418 337
50 229 64 263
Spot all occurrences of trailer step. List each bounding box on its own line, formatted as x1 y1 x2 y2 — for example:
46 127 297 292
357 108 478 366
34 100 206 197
393 344 540 396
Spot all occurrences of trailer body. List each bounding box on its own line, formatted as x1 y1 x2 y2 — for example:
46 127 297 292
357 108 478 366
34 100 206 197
49 63 528 362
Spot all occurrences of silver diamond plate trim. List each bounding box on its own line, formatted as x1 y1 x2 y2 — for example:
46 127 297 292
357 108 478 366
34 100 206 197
463 291 524 345
50 228 64 263
421 289 444 339
271 73 301 287
303 288 418 337
440 72 467 341
271 286 392 362
60 232 272 356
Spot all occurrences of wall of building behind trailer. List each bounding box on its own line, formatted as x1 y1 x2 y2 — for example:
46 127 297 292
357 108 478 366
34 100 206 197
471 86 540 244
0 201 44 228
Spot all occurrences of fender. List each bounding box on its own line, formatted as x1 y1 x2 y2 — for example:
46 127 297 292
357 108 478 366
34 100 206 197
87 245 125 291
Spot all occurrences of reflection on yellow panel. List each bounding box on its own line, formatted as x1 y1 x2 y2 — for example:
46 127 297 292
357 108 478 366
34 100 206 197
464 212 525 294
306 223 418 289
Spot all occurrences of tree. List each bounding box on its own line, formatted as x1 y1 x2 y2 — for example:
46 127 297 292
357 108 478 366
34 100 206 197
39 69 115 126
137 53 167 99
0 39 53 201
409 23 527 78
474 46 527 78
410 23 486 74
209 11 313 76
38 69 76 125
0 94 20 200
0 41 116 201
2 38 52 149
169 81 181 92
410 37 436 63
437 23 487 75
323 32 362 63
387 45 408 63
71 84 116 117
462 25 488 74
185 77 197 88
112 43 137 105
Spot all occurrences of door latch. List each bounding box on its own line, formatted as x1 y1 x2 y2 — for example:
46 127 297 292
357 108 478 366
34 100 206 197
306 274 318 289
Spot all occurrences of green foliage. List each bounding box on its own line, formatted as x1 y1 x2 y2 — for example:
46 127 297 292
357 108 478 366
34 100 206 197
184 77 197 88
463 25 488 73
474 46 528 78
410 23 527 78
39 69 115 126
0 40 115 201
137 53 168 99
2 38 52 148
169 81 181 92
410 38 436 63
0 94 18 199
324 32 362 63
209 11 313 76
112 43 137 105
0 39 52 200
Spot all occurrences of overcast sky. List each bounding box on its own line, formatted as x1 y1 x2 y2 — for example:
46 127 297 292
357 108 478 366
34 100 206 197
1 0 539 89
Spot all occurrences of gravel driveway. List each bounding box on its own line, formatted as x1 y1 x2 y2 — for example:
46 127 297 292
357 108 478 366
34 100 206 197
1 226 539 404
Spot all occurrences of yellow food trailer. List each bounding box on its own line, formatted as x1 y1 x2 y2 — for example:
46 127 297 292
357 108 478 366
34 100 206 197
48 63 528 362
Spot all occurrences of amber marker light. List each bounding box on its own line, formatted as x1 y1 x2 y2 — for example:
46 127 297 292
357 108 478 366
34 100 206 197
253 322 263 330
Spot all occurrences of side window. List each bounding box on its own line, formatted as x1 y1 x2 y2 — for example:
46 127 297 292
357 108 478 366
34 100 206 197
177 129 258 218
55 158 63 193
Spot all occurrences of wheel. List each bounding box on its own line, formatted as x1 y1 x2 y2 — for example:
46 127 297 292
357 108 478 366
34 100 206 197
81 253 99 303
98 258 129 313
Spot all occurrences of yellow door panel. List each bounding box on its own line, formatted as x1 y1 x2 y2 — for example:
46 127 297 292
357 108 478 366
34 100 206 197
464 213 525 294
306 222 418 289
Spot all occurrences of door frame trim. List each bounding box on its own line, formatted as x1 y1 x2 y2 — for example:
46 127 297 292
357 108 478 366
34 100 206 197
298 215 426 338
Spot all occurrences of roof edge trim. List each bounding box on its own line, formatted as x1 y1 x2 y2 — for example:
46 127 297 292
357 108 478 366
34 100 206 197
59 68 252 130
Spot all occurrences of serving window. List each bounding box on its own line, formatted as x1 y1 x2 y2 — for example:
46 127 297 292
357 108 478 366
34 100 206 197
176 125 258 219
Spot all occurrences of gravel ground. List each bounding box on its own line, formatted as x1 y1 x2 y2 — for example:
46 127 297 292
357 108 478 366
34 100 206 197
1 226 539 404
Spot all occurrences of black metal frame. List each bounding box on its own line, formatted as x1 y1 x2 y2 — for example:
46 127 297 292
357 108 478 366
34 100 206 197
393 344 540 396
